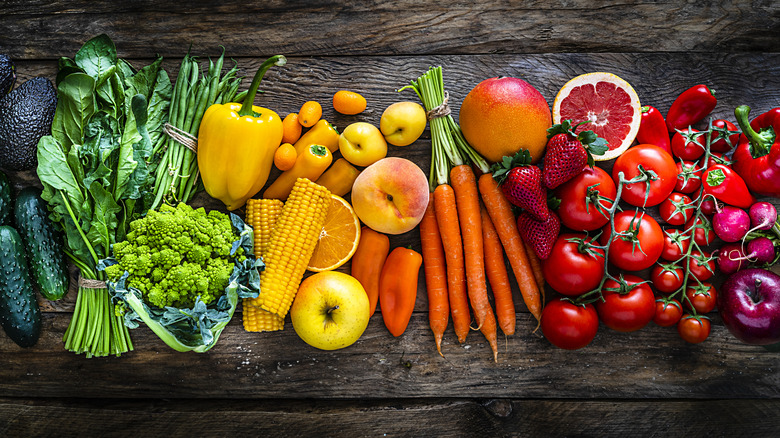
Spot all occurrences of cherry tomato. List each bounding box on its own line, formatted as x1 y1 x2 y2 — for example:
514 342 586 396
706 151 732 168
554 167 617 231
685 215 716 246
659 192 695 226
700 196 718 216
601 210 663 271
710 119 739 153
660 228 690 261
685 282 717 314
541 298 599 350
678 315 711 344
671 128 705 160
596 274 656 332
612 144 677 207
653 298 683 327
542 234 605 296
674 160 702 194
650 263 684 294
687 250 715 281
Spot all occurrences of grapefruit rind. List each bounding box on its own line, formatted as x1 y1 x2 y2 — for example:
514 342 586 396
552 72 641 162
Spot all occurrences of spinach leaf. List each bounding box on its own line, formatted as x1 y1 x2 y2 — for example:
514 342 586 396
116 94 152 201
74 34 117 87
37 136 86 213
85 181 121 259
81 112 123 191
51 73 96 149
146 69 172 149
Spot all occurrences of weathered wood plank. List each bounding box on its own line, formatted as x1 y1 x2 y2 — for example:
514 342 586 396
1 312 778 399
1 397 778 437
0 1 778 59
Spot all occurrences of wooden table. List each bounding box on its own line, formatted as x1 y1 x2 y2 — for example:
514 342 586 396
2 1 780 436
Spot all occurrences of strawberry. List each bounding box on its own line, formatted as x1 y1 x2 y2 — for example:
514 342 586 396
516 210 561 260
542 120 609 189
491 150 549 221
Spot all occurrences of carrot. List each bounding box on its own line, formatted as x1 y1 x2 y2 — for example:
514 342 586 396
450 165 497 361
478 173 542 322
419 195 449 356
433 183 470 343
523 239 546 295
481 206 516 336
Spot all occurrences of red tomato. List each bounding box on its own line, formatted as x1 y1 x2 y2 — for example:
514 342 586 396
687 250 715 281
700 196 718 216
659 192 695 226
685 282 717 313
678 315 711 344
674 160 702 194
542 234 606 296
661 228 690 261
601 210 663 271
685 215 716 246
612 144 677 207
596 275 656 332
706 151 732 168
554 167 617 231
653 298 683 327
671 128 705 160
650 263 684 294
710 119 739 153
541 299 599 350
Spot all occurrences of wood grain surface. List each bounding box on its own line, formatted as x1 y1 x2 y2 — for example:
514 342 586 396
1 2 780 436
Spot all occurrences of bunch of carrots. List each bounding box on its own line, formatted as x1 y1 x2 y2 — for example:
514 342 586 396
402 67 545 361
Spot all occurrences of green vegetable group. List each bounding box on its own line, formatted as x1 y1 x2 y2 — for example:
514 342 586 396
105 203 245 309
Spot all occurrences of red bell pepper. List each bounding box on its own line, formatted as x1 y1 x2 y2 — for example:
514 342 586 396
733 105 780 198
702 163 756 208
666 85 717 132
636 105 671 154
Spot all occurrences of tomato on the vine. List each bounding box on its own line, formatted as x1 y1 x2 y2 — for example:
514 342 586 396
541 298 599 350
685 282 717 313
653 298 683 327
661 228 690 261
685 215 716 246
710 119 739 153
542 234 605 296
674 160 702 194
612 144 677 207
700 196 718 216
687 250 715 281
650 263 684 294
596 274 656 332
671 128 705 160
601 210 663 271
659 192 695 226
554 167 616 231
678 315 711 344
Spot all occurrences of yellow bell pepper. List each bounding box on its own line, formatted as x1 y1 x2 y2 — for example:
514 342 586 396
315 158 361 197
293 119 340 154
264 144 332 200
198 55 286 210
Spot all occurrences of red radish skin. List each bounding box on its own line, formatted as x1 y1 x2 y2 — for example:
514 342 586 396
746 237 776 264
717 242 748 275
748 202 778 231
713 206 750 242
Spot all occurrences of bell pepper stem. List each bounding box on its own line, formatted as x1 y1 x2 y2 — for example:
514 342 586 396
238 55 287 117
735 105 775 158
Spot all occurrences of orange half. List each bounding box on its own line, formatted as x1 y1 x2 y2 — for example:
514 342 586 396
307 194 361 272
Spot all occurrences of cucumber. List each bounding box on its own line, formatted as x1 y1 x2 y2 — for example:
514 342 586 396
0 225 41 348
14 187 69 300
0 170 11 225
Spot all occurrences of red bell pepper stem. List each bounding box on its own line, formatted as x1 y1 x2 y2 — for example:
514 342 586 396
636 105 671 153
666 84 717 132
701 164 756 208
732 105 780 198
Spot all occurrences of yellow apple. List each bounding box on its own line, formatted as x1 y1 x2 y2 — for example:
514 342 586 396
350 157 429 235
338 122 387 167
379 101 427 147
291 272 370 351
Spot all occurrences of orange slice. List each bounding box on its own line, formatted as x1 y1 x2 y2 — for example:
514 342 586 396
552 72 641 161
307 194 361 272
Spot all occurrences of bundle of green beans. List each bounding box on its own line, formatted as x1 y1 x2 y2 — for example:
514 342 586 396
151 51 243 209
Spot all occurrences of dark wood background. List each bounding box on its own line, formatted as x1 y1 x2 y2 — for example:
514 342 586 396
1 1 780 436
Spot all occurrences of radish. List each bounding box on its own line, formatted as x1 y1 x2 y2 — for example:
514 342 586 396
717 242 748 275
746 237 776 264
747 202 780 239
712 206 750 242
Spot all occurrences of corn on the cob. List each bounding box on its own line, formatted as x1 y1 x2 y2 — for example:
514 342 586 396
243 198 286 332
247 178 331 317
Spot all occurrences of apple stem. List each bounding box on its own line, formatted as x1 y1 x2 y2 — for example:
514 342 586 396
327 305 339 314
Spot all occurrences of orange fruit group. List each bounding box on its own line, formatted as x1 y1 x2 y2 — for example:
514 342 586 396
307 194 361 272
273 143 297 171
282 113 302 144
298 101 323 127
333 90 367 115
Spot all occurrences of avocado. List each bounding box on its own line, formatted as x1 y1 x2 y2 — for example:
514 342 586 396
0 77 56 171
0 55 14 100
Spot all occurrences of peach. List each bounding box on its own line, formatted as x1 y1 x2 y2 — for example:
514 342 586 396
350 157 429 235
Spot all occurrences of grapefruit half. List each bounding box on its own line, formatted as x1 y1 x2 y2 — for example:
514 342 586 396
552 72 641 161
